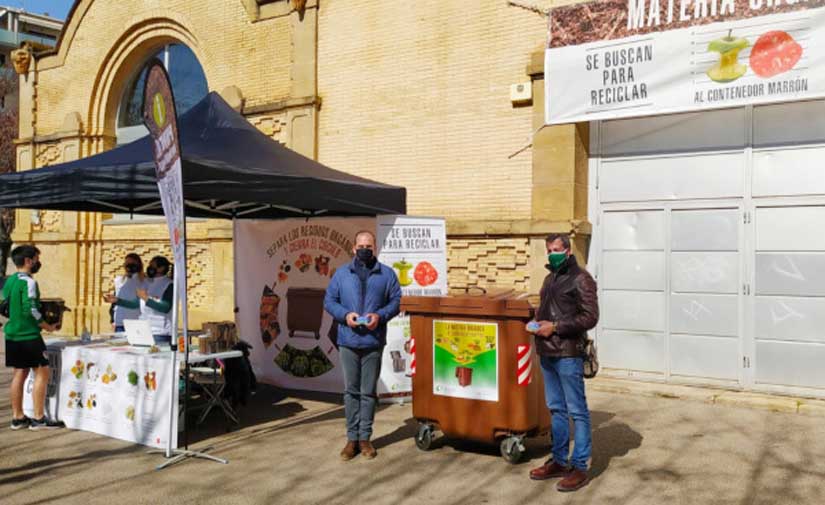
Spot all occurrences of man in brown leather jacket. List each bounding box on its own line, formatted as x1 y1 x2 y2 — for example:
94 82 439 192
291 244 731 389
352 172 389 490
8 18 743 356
527 233 599 492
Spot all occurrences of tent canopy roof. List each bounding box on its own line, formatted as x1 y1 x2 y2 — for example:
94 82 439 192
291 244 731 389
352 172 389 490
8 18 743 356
0 92 406 219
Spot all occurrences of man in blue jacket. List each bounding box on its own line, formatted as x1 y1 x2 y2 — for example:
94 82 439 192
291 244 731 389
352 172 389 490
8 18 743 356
324 230 402 461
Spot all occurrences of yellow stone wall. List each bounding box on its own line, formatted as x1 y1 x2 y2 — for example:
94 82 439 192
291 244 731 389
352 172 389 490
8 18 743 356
13 0 589 336
317 0 552 222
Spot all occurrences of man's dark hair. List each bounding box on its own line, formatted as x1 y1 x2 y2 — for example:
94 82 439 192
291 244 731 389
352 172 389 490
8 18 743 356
545 233 571 250
12 244 40 267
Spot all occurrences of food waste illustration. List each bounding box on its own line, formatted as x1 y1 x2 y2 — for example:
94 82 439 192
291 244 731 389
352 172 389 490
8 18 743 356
391 259 438 287
434 322 497 390
706 29 803 83
257 224 360 380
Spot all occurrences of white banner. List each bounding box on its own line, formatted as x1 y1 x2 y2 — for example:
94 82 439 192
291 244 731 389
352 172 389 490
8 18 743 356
546 1 825 124
377 215 447 297
376 215 447 399
25 343 177 449
234 218 375 393
377 314 413 400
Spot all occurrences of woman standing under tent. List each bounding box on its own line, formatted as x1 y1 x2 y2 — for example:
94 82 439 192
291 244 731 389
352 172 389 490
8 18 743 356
136 256 174 345
104 253 146 333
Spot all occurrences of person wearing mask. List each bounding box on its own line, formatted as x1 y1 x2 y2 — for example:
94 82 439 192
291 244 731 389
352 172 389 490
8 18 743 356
2 245 64 430
103 253 146 333
324 230 402 461
527 233 599 492
136 256 174 346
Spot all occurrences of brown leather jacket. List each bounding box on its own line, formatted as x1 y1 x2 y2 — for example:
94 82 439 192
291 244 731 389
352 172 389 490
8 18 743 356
535 255 599 358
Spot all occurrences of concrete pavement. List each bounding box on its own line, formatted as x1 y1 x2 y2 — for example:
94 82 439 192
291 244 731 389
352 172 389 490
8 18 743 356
1 350 825 504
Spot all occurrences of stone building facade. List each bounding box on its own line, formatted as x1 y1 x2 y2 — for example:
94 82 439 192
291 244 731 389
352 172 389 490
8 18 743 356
12 0 588 335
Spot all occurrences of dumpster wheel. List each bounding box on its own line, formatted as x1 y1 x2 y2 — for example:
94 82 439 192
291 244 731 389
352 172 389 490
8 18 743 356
415 423 435 451
500 435 525 464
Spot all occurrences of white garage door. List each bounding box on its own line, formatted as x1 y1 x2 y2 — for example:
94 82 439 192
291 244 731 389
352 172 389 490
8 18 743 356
593 101 825 396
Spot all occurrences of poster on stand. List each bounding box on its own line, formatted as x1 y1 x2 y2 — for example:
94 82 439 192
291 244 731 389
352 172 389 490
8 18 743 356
376 314 412 402
235 218 375 393
377 215 447 297
546 0 825 124
377 215 448 400
432 320 499 402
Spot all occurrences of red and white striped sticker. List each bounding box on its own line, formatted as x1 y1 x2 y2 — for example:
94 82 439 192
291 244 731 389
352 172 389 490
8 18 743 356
409 336 416 376
517 343 533 386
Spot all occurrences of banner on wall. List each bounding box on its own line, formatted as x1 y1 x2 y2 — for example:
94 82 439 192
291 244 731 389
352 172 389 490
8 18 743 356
234 218 374 393
546 0 825 124
376 215 448 400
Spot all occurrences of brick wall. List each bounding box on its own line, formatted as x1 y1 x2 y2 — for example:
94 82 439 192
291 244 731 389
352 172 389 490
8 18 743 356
32 0 293 135
448 237 532 294
317 0 551 222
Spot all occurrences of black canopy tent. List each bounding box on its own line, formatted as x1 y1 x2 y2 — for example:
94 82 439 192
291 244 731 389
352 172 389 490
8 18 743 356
0 91 406 467
0 92 406 218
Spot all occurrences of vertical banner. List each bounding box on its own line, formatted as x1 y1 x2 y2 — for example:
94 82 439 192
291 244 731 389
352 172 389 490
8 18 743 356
142 59 182 451
376 215 448 400
142 59 187 346
234 218 375 393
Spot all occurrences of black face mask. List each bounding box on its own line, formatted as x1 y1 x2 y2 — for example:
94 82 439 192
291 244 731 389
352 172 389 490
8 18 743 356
146 266 158 278
356 248 374 263
125 264 140 275
30 261 42 274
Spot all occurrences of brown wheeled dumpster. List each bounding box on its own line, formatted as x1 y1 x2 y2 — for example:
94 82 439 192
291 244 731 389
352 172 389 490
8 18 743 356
403 290 550 463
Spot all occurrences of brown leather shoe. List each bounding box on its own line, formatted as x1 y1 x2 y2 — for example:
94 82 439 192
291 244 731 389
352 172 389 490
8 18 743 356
529 460 570 481
340 440 359 461
359 440 377 459
556 469 589 492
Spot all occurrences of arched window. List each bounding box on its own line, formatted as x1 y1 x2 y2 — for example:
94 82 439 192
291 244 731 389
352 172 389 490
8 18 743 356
116 44 208 145
108 44 208 223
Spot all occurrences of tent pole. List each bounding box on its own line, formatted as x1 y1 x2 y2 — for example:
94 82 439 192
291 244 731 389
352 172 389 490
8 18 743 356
153 217 228 470
182 216 191 451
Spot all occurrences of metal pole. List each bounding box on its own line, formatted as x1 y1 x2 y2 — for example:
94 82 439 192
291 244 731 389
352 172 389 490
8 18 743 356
182 217 190 450
165 264 179 459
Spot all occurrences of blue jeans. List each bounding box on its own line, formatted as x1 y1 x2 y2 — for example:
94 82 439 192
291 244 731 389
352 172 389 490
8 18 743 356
339 346 382 441
540 356 592 470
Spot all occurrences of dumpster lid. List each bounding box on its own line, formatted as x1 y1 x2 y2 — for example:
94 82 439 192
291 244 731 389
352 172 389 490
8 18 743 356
401 287 533 318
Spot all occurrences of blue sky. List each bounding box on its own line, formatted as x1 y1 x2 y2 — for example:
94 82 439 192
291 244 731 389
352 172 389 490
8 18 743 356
10 0 72 20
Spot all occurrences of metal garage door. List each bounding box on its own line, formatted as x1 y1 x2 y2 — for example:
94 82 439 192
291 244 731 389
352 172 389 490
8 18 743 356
592 101 825 396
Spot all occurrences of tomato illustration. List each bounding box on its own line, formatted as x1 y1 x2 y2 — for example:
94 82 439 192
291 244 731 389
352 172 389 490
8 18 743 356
413 261 438 287
750 30 802 78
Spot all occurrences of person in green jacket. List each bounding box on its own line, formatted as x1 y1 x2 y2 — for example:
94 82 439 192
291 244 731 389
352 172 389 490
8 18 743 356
3 245 64 430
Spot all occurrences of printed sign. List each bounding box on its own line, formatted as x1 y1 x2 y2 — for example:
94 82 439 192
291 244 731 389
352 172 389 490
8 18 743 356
377 315 413 400
377 215 447 297
142 59 187 350
234 218 375 393
24 344 178 449
545 0 825 123
432 320 499 402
